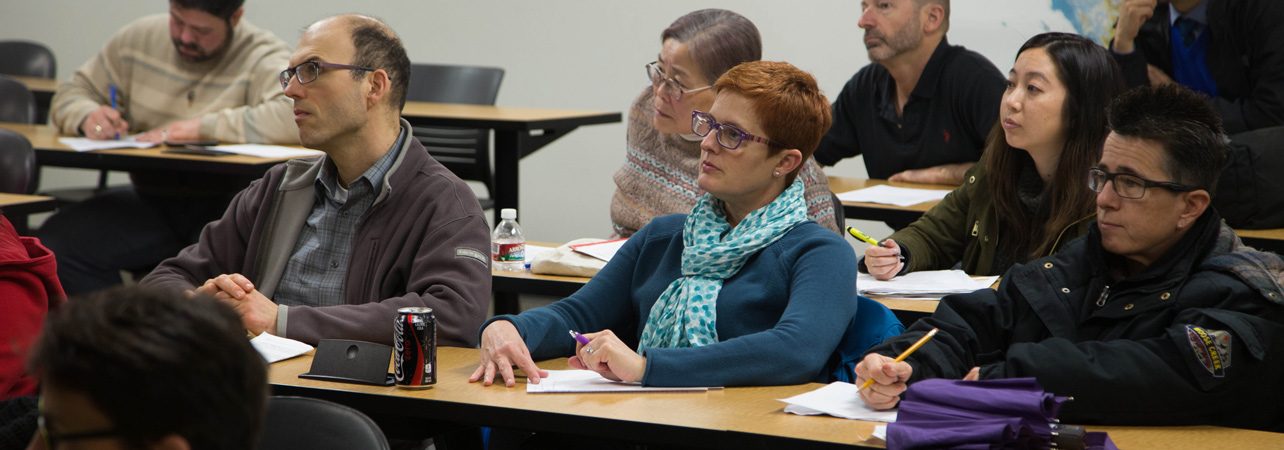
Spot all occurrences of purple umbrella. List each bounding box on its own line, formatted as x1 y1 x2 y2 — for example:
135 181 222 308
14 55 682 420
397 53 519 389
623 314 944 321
886 378 1118 450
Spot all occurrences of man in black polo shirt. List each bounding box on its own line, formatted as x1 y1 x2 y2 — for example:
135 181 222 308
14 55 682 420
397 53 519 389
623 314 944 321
815 0 1004 186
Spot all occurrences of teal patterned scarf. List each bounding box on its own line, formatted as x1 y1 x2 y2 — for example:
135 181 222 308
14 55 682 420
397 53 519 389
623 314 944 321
638 179 809 351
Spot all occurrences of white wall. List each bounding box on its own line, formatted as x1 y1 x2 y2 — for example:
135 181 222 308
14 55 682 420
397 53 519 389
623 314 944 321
2 0 1082 243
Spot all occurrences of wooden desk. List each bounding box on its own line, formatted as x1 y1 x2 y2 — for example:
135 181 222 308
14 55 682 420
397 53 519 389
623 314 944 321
270 347 1284 449
272 347 887 449
1 122 305 177
492 241 940 320
828 176 954 223
1235 228 1284 254
11 75 55 124
830 176 1284 254
0 193 57 216
399 102 620 224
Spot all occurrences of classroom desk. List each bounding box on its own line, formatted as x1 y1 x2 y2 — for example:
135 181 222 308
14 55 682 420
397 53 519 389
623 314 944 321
399 101 620 224
830 176 1284 254
0 122 305 177
269 347 1284 450
0 193 57 216
11 75 55 124
493 241 940 323
827 176 954 224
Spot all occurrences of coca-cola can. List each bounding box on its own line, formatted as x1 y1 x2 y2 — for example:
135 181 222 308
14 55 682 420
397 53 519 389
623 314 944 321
393 307 436 388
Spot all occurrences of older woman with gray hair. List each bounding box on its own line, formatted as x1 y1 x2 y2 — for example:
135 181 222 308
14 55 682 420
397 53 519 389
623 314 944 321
609 9 839 238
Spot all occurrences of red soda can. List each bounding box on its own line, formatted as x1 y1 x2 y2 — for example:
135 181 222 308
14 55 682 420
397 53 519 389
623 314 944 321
394 307 436 388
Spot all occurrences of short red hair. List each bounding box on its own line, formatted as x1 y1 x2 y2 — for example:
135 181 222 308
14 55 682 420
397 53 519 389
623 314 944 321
713 61 831 181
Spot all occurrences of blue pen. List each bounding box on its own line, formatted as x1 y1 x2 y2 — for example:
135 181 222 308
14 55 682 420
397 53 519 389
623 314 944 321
568 330 591 346
109 85 119 140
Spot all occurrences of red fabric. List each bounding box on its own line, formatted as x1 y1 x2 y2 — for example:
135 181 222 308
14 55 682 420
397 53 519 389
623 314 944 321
0 217 66 399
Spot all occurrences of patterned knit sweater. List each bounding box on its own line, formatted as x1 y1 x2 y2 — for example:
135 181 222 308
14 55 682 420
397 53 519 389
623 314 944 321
610 88 840 238
51 14 298 144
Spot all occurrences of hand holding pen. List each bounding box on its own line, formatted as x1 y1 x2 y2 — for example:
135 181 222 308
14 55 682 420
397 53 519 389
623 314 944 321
848 227 905 281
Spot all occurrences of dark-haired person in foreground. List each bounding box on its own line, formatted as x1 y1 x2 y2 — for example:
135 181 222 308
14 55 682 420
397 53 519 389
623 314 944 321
856 85 1284 432
41 0 299 295
141 15 492 348
26 286 266 450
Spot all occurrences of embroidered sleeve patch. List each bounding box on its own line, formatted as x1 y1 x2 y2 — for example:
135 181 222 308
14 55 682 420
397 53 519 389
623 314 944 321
455 248 489 267
1185 325 1233 378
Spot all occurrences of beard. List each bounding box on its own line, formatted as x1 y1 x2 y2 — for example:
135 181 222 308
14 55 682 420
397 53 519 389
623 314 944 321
172 24 234 63
865 15 923 62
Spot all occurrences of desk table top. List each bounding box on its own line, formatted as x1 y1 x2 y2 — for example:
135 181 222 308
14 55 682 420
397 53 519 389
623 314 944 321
270 347 1284 449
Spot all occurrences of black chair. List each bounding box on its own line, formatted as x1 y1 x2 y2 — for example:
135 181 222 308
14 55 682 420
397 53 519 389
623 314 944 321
0 75 36 124
255 396 390 450
0 129 36 195
0 128 40 232
405 63 504 210
0 41 56 78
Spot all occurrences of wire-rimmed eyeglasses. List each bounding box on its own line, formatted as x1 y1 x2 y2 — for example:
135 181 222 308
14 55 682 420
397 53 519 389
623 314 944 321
279 61 375 90
646 61 711 101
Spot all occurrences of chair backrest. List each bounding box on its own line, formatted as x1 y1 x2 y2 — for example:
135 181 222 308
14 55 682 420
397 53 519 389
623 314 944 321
255 396 390 450
0 41 56 78
0 128 37 194
0 75 36 124
830 191 845 231
405 64 504 194
826 296 907 383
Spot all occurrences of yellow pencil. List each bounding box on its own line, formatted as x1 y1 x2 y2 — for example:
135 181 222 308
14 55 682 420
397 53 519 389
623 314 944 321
859 328 939 390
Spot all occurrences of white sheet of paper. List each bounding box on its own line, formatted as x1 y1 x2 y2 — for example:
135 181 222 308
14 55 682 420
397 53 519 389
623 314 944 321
570 239 627 262
250 332 314 363
836 184 951 207
524 244 555 267
857 270 998 299
873 425 887 441
58 134 157 152
779 381 898 422
527 370 718 393
208 144 323 158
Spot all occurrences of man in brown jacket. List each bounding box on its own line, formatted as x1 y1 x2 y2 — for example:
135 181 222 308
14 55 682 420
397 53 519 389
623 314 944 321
141 14 492 347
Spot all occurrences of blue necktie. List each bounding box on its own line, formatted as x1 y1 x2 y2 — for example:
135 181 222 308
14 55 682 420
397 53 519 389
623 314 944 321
1174 17 1199 47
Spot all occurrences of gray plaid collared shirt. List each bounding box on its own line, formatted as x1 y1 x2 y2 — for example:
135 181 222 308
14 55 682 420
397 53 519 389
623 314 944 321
273 128 406 307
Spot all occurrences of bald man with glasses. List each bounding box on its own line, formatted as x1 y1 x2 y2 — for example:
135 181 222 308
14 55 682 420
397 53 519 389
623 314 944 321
142 14 492 349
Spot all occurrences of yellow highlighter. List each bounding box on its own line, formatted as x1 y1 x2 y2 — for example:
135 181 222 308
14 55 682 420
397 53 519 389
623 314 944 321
846 227 882 246
847 227 905 261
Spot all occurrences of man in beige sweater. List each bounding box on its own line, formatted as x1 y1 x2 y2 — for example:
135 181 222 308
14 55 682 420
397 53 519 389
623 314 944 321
41 0 298 294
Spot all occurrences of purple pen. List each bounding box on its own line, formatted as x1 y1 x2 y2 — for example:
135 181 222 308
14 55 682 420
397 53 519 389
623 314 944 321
568 330 591 345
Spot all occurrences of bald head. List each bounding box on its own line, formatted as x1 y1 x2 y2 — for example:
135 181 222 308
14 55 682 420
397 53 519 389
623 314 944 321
305 14 411 112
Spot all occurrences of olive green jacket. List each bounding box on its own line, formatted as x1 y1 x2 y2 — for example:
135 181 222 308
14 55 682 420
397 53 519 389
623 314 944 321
889 163 1094 276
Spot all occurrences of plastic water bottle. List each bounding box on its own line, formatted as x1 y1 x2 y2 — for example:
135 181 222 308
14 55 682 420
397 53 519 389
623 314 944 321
491 208 526 272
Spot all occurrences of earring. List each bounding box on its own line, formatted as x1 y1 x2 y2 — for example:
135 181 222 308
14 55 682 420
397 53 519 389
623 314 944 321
773 171 781 177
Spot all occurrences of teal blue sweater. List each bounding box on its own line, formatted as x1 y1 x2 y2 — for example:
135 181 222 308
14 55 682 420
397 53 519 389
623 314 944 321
488 214 857 387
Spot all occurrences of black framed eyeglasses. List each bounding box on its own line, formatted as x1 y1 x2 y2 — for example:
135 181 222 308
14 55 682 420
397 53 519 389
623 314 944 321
279 61 376 90
1087 167 1197 199
691 110 784 150
646 61 711 101
38 398 123 449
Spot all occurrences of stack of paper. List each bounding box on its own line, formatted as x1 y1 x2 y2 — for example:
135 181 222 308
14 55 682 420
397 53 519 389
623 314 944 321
779 381 899 422
250 333 314 363
209 144 323 158
569 238 627 262
58 135 158 152
857 270 998 298
836 185 951 207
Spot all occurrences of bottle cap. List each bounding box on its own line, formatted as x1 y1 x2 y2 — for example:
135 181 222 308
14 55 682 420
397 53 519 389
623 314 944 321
500 208 517 220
